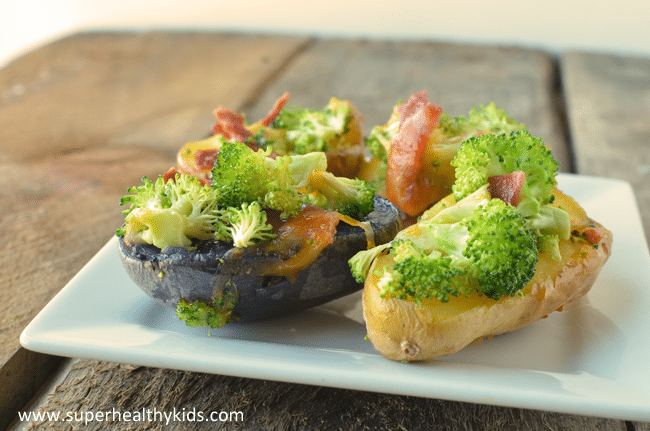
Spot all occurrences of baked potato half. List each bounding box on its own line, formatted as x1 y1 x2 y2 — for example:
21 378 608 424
362 189 612 362
119 195 402 323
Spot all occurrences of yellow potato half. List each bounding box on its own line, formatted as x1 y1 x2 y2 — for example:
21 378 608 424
362 189 613 362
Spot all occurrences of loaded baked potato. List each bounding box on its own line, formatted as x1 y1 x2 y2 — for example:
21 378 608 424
360 188 611 361
350 129 612 361
117 140 401 327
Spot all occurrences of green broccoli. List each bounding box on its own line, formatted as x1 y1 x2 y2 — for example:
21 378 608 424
350 197 538 304
348 242 392 283
176 290 238 328
120 138 377 254
459 200 539 299
306 169 375 219
525 204 571 260
450 130 558 206
350 185 492 285
438 102 526 140
211 140 326 218
365 111 400 163
210 141 272 209
225 202 277 248
206 136 382 242
449 130 570 258
211 139 375 220
253 97 358 155
117 173 223 251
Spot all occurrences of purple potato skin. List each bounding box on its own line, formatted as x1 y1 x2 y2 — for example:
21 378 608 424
118 196 402 321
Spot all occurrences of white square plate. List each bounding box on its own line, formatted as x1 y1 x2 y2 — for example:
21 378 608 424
21 174 650 421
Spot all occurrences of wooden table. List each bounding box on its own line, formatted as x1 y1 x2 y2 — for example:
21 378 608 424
2 31 649 431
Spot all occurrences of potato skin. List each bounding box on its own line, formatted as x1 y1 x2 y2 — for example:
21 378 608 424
362 190 613 362
119 196 402 322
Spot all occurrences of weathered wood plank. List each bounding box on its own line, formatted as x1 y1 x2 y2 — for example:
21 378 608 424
244 39 572 172
0 30 311 429
561 51 650 246
12 359 626 431
0 31 312 163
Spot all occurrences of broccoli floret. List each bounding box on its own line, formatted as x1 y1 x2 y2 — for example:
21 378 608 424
439 103 526 139
211 140 375 221
449 130 571 248
306 169 375 219
225 202 277 248
283 151 328 188
460 200 539 299
387 254 473 304
117 174 223 250
524 204 571 261
365 107 400 163
348 242 392 283
176 290 238 328
211 141 271 209
259 154 309 218
537 233 562 261
365 125 392 163
211 140 327 217
353 197 538 304
349 186 490 285
255 97 358 155
451 130 558 206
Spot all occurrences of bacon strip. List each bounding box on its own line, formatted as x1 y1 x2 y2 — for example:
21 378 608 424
211 107 253 143
163 166 211 185
581 228 602 245
488 171 525 206
162 167 181 183
194 148 220 170
396 90 430 121
260 92 291 126
385 90 443 217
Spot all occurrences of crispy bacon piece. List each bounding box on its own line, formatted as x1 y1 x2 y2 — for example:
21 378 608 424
211 92 290 144
162 167 181 183
163 167 211 185
260 92 291 126
488 171 526 206
581 228 602 245
194 148 220 170
211 107 253 143
385 90 443 217
261 205 341 281
396 90 430 120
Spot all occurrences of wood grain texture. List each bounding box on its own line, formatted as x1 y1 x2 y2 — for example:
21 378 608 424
561 51 650 246
0 30 311 428
243 38 572 172
14 359 625 431
0 31 312 163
